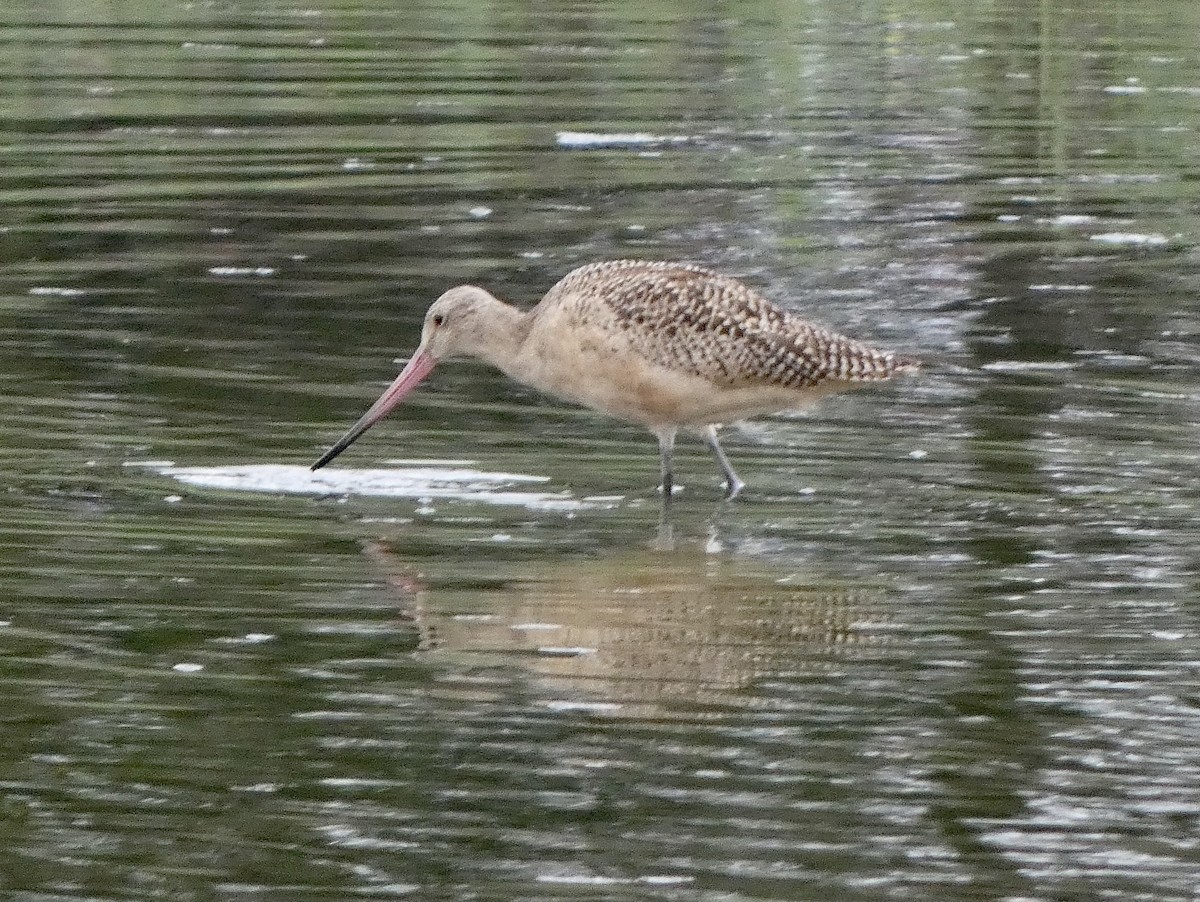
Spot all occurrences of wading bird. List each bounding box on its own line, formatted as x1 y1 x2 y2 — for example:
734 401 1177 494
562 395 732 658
311 260 918 497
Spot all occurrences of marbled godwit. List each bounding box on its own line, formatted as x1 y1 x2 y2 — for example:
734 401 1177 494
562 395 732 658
311 260 919 497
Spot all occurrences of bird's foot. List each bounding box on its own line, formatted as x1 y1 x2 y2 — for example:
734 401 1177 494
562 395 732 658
722 477 746 500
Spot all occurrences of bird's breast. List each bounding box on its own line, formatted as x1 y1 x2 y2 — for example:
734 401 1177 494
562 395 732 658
505 312 828 428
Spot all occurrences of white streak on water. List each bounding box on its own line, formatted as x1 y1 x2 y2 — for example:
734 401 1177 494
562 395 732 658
555 130 692 148
147 463 589 512
1089 232 1169 246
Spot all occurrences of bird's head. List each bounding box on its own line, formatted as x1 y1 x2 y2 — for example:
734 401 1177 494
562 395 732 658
417 285 504 362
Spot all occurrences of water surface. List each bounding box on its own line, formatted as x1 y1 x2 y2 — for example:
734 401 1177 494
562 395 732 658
2 1 1199 899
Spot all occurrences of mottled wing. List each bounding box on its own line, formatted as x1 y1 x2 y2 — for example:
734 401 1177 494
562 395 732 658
545 260 913 389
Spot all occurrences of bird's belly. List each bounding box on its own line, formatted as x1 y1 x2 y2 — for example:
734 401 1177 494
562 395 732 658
520 344 842 428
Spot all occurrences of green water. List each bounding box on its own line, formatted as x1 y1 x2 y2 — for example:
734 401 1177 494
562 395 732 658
2 1 1199 899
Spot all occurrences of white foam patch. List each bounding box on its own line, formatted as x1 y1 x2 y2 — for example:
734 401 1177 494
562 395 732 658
151 463 587 512
980 360 1077 373
555 130 692 149
1041 214 1095 226
1089 231 1169 246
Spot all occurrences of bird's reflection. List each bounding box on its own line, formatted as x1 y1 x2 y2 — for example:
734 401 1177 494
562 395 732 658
363 533 895 717
655 481 742 551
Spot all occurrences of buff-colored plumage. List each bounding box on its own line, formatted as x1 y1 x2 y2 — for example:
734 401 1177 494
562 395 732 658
312 259 919 498
544 260 916 389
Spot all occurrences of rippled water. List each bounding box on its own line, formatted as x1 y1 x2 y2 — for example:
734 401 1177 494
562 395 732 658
3 1 1199 899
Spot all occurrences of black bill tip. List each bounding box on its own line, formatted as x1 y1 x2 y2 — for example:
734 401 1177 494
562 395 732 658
310 419 372 471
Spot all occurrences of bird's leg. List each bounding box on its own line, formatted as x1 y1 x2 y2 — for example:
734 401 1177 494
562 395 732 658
655 427 677 499
704 425 745 499
653 503 676 551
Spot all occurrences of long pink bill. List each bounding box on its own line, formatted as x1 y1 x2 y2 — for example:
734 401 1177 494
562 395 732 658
310 349 437 470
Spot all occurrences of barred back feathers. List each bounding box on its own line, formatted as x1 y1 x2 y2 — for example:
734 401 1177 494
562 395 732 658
541 260 918 391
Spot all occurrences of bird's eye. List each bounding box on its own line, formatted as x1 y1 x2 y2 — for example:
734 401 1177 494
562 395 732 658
432 313 445 327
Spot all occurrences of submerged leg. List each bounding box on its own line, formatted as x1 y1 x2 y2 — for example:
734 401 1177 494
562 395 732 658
704 425 745 499
655 427 677 499
653 500 676 551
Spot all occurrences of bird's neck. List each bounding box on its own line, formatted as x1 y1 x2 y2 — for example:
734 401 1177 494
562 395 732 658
463 296 533 376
